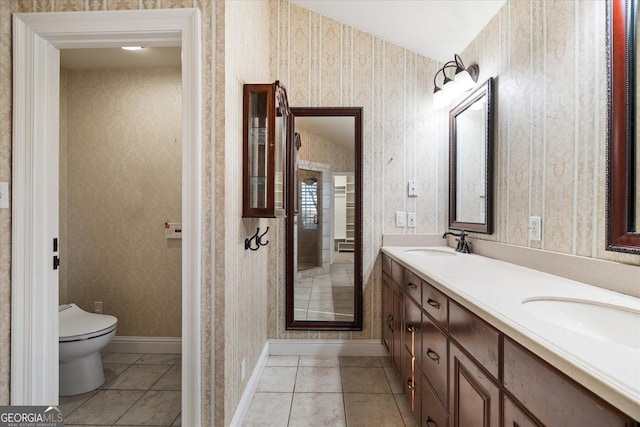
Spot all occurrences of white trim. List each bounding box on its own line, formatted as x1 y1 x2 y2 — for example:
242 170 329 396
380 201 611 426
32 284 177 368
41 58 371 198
269 339 387 356
229 343 270 427
104 337 182 355
11 10 202 426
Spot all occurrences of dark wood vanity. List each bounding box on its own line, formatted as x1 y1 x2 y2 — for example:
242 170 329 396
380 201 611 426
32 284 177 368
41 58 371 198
382 253 639 427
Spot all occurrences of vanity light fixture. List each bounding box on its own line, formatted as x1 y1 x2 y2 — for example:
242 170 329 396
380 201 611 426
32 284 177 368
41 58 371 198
433 54 479 109
121 46 143 51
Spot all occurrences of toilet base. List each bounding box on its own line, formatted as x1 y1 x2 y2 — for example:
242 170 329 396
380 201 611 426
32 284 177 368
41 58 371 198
59 351 105 396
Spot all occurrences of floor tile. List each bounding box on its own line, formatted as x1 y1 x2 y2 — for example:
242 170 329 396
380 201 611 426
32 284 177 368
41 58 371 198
64 390 144 425
344 393 405 427
339 356 382 367
294 367 342 393
102 364 131 388
116 390 181 425
60 389 97 416
342 367 392 393
135 353 181 365
288 392 346 427
264 355 300 367
172 413 182 425
242 392 292 426
152 365 181 391
384 366 404 394
298 356 340 367
103 364 171 390
380 356 392 368
102 353 143 365
394 393 420 427
256 366 297 392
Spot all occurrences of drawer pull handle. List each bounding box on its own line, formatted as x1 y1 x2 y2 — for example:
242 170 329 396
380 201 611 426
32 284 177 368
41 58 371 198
389 316 395 332
407 282 418 290
406 378 416 391
407 324 416 333
387 314 392 330
426 416 439 427
427 298 440 309
426 348 440 364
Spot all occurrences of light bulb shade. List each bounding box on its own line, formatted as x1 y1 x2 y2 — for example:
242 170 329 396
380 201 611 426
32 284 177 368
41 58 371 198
455 69 475 92
433 88 448 109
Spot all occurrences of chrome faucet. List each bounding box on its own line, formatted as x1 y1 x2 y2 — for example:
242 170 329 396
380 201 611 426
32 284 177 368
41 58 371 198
442 230 472 253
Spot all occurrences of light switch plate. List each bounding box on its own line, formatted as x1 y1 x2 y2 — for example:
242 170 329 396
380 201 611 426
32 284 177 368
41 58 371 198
0 182 8 209
408 180 418 197
395 211 406 228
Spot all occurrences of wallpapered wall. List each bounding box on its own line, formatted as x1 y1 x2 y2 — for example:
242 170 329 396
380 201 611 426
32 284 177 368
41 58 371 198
297 128 355 173
59 67 182 337
268 0 447 340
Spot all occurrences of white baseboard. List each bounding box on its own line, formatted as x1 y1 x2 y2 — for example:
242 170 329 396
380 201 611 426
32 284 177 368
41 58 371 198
230 342 270 427
104 336 182 354
269 339 387 356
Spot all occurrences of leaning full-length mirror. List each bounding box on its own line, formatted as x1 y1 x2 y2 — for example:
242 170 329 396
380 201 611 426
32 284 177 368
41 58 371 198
449 77 494 234
286 107 362 330
607 0 640 253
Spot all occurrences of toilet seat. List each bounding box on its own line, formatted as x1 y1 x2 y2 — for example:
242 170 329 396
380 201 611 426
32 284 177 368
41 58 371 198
59 304 118 342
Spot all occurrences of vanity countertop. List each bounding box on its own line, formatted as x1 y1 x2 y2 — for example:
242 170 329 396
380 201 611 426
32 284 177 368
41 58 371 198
382 246 640 419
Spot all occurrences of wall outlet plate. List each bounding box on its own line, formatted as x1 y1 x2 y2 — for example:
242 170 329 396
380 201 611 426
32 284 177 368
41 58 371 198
408 180 418 197
529 216 542 241
395 211 406 227
407 212 416 228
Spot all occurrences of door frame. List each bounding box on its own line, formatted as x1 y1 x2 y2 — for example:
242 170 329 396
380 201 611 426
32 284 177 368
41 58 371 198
12 9 203 425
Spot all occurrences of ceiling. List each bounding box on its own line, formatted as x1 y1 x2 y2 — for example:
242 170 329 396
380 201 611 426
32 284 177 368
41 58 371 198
289 0 506 62
294 116 355 151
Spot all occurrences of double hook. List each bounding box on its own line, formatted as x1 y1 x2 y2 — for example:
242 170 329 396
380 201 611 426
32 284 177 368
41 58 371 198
245 227 269 251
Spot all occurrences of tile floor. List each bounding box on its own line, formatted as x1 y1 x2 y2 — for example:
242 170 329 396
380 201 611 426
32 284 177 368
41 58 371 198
242 355 419 427
60 353 181 426
294 261 355 322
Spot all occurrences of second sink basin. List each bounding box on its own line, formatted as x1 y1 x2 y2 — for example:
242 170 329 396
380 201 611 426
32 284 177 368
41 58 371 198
404 248 456 257
522 297 640 348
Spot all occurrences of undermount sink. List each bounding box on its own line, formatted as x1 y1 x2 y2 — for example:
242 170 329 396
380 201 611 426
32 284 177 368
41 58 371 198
404 248 456 257
522 297 640 348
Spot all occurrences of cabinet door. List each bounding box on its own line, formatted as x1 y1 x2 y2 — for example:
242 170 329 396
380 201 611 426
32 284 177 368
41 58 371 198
449 342 500 427
382 273 392 353
402 346 420 421
392 285 403 372
503 395 541 427
404 295 422 361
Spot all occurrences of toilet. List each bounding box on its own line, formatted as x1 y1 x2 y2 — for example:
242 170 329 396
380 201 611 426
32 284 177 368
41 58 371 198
59 304 118 396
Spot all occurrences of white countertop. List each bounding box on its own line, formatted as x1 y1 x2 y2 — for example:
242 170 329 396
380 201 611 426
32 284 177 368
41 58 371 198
382 246 640 420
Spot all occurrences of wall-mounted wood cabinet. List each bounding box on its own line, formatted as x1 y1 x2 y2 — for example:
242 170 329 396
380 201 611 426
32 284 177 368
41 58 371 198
242 81 289 218
380 253 639 427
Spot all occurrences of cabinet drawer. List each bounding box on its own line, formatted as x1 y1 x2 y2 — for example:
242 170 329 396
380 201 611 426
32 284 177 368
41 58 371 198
448 301 500 379
403 296 422 359
503 337 635 426
422 280 448 330
391 258 404 285
420 315 448 406
421 374 448 427
403 269 422 303
382 254 392 276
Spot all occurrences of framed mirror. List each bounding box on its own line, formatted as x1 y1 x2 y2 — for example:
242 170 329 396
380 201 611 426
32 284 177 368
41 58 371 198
286 107 363 330
607 0 640 253
449 77 495 234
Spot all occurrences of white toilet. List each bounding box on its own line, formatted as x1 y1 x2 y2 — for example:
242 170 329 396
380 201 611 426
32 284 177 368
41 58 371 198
59 304 118 396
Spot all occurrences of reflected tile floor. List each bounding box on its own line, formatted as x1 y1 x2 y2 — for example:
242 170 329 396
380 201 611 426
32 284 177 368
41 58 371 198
243 356 418 427
61 353 181 426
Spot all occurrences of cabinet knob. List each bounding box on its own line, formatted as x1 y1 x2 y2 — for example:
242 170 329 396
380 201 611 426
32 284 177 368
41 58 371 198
426 298 440 309
426 416 439 427
407 324 417 333
406 378 416 391
426 348 440 364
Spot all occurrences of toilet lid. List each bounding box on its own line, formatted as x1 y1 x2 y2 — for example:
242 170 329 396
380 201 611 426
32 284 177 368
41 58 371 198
59 303 118 340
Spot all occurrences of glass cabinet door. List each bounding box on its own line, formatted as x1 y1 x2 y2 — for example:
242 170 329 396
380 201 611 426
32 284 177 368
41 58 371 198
243 81 289 217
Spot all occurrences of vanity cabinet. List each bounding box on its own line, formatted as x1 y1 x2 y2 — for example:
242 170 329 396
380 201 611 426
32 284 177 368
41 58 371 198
242 81 289 218
380 253 639 427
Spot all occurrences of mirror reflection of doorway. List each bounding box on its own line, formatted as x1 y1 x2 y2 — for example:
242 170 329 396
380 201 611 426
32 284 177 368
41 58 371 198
298 170 322 271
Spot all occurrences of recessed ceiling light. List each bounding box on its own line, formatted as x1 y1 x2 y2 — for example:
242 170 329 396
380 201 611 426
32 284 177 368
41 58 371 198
121 46 143 51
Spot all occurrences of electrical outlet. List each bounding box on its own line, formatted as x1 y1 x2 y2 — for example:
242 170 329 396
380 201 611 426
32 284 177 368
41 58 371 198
395 211 406 227
241 358 246 381
407 212 417 228
407 180 418 197
528 216 542 241
94 301 103 313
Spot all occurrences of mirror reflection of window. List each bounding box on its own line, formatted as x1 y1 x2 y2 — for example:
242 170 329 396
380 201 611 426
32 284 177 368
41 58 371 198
300 179 318 230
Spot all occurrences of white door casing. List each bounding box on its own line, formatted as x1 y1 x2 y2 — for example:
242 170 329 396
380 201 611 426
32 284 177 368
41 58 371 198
12 9 203 426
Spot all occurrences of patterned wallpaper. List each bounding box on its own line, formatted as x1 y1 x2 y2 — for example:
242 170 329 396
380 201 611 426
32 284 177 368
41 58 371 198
59 67 182 337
